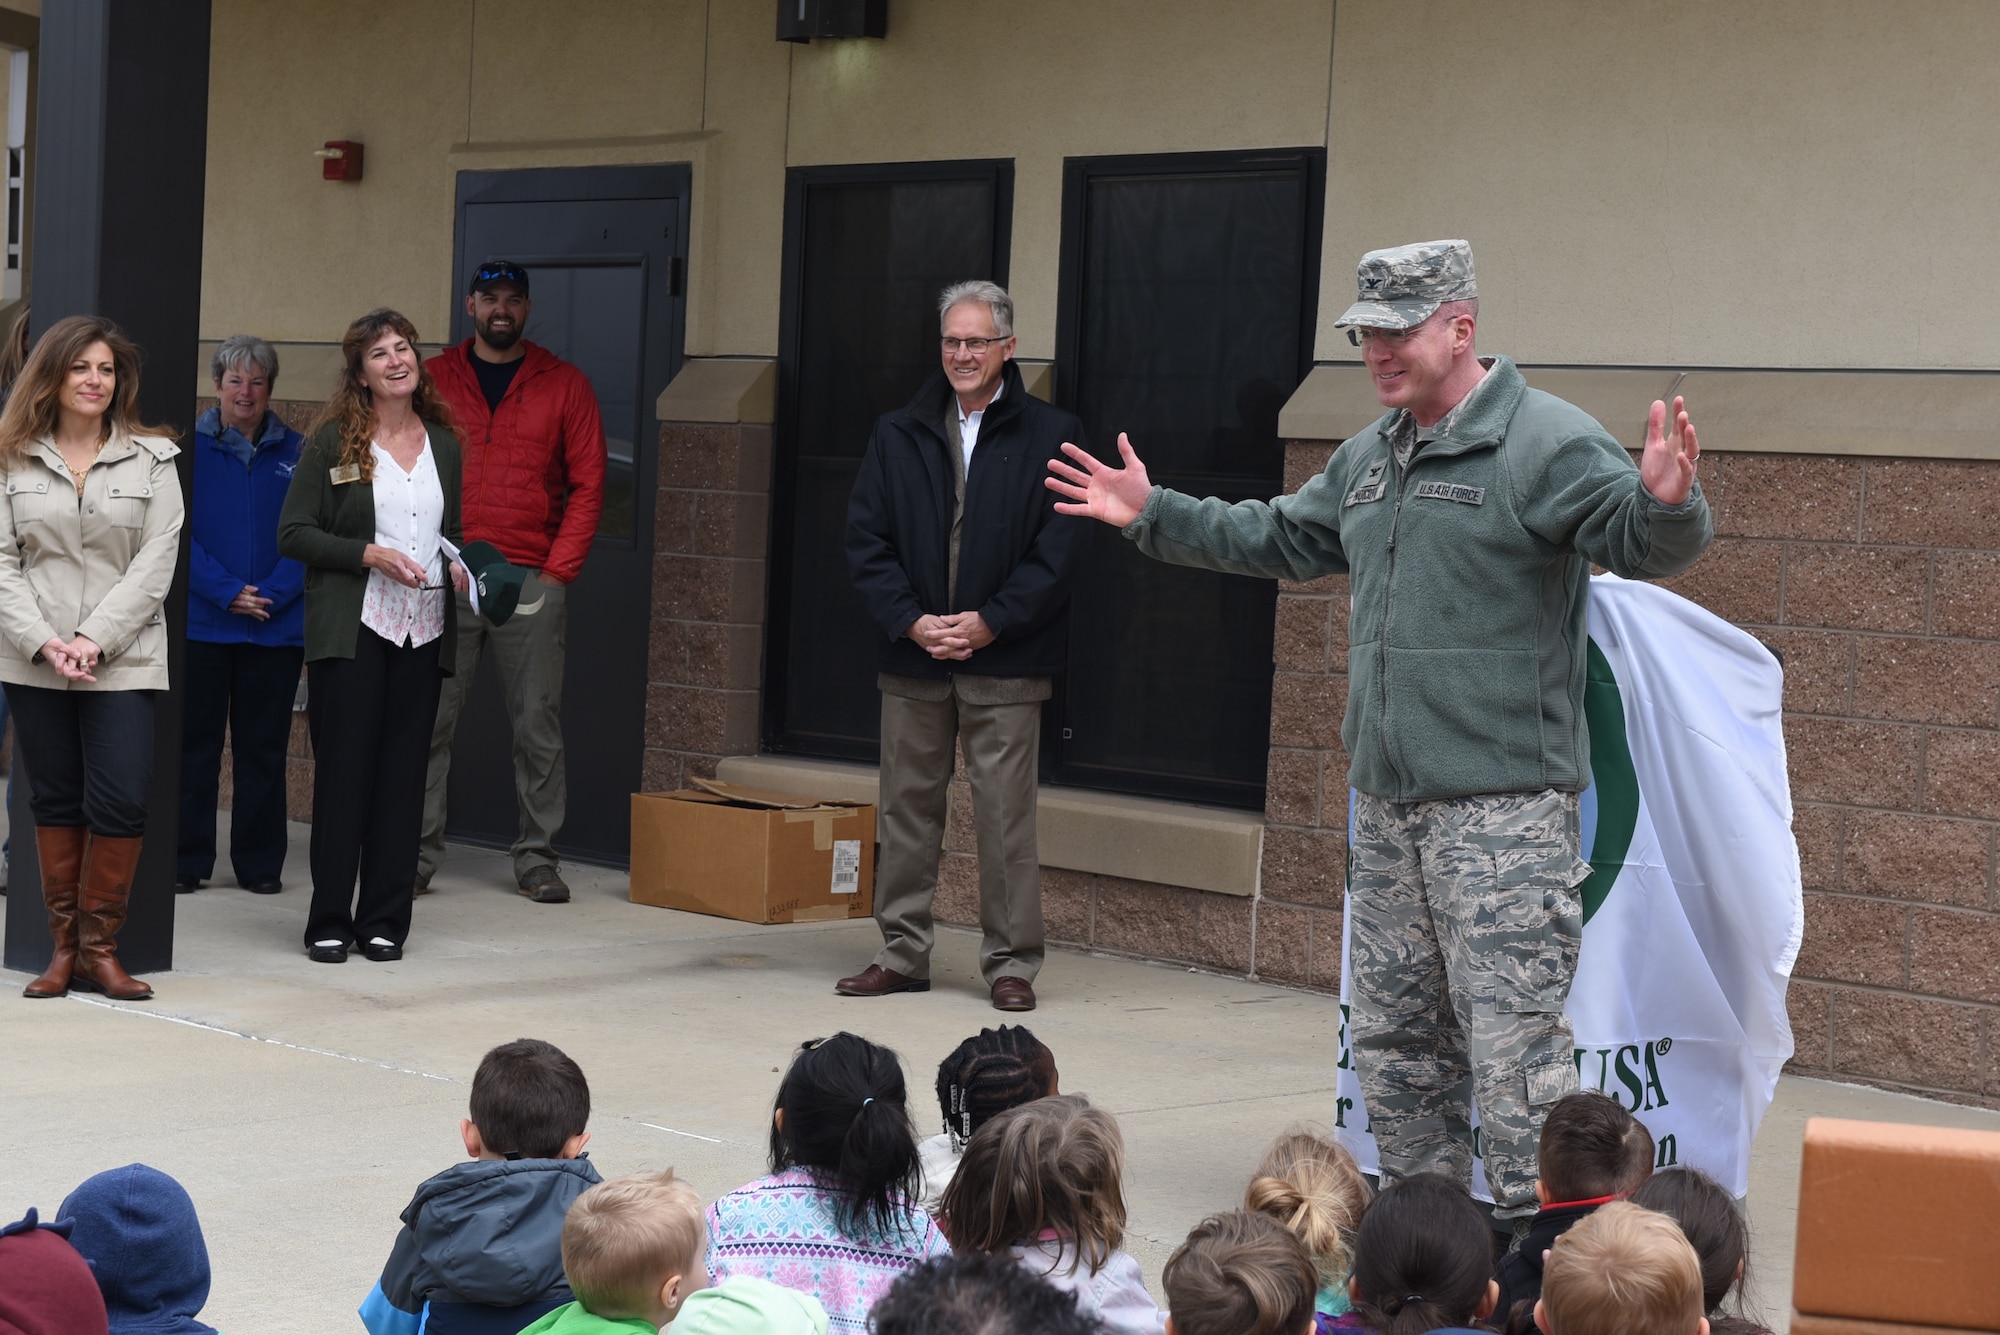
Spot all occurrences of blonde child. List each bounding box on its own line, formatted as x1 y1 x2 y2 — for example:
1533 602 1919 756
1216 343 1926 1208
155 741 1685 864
939 1094 1166 1335
1535 1202 1707 1335
1164 1210 1319 1335
1244 1128 1372 1330
521 1170 712 1333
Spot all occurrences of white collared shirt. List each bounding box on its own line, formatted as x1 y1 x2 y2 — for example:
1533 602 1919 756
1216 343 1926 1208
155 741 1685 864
358 437 446 648
956 379 1004 474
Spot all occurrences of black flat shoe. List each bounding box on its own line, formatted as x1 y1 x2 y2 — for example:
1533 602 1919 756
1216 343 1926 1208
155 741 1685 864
361 938 403 962
307 940 349 964
240 877 283 894
174 876 204 894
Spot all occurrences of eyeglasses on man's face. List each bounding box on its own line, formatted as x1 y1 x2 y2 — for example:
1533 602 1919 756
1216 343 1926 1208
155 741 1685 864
941 336 1011 355
1345 322 1432 349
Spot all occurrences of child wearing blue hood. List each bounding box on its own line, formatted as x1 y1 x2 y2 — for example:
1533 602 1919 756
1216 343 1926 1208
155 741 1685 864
360 1038 604 1335
58 1165 221 1335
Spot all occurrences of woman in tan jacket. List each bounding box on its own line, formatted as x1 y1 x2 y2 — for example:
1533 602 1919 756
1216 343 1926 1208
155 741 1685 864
0 315 184 1001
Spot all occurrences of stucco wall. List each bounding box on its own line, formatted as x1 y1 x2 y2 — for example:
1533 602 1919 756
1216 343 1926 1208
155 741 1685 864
1319 0 2000 369
203 2 2000 376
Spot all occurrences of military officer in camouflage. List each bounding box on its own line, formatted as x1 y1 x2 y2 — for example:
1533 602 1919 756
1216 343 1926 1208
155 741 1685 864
1044 239 1712 1229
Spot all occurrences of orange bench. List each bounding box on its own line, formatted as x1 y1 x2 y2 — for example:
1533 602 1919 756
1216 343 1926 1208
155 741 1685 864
1793 1117 2000 1335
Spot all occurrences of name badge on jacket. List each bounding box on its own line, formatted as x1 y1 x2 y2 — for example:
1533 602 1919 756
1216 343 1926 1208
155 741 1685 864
1413 480 1485 505
330 464 362 486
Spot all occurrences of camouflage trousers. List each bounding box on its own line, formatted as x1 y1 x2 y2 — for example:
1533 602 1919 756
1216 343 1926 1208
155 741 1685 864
1348 788 1588 1219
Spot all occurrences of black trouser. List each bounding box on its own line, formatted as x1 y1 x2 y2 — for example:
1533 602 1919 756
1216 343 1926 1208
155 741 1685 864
3 684 156 837
178 640 305 883
304 627 443 949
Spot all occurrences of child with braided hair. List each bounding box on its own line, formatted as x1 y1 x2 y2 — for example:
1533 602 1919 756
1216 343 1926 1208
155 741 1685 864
919 1025 1060 1214
1244 1129 1373 1331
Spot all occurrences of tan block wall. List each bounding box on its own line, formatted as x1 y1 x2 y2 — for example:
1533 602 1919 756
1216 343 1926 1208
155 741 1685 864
643 420 772 792
1256 440 2000 1109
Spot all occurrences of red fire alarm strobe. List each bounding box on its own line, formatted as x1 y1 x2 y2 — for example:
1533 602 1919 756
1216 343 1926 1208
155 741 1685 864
316 141 363 182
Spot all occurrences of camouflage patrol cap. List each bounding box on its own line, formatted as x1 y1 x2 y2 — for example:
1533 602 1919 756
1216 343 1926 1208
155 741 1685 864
1334 239 1477 331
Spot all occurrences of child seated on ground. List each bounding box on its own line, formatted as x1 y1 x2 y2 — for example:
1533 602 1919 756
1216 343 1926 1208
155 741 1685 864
873 1253 1103 1335
1244 1128 1372 1330
59 1164 221 1335
1496 1090 1655 1328
920 1024 1060 1213
0 1208 110 1335
1164 1210 1318 1335
1629 1169 1772 1335
1534 1202 1706 1335
524 1169 796 1335
706 1033 948 1335
940 1093 1166 1335
361 1038 602 1335
1339 1173 1498 1335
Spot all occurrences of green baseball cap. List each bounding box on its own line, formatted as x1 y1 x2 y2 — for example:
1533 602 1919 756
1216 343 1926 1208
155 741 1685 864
1334 238 1477 331
457 540 544 627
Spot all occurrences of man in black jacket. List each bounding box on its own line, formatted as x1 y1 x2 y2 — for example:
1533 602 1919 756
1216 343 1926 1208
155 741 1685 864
840 281 1088 1012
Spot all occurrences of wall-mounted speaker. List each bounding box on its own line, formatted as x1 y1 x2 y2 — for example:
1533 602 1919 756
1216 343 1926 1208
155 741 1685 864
777 0 887 42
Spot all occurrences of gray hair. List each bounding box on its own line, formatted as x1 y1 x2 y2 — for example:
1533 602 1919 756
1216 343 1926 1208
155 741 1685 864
211 334 279 385
938 281 1014 338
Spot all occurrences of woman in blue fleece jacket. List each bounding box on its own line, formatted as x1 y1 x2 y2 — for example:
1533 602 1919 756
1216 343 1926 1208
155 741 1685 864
176 335 306 895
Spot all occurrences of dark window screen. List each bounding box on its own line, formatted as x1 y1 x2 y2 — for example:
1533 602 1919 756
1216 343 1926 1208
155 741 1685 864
766 162 1013 759
1054 152 1323 809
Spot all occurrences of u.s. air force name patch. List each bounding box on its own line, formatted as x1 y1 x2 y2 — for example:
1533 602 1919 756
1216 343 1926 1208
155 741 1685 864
1344 482 1386 506
1412 481 1485 505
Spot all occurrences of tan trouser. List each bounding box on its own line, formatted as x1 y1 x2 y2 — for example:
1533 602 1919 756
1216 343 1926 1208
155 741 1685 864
873 687 1043 985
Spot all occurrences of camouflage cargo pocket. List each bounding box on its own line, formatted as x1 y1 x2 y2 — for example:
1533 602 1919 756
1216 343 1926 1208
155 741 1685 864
1487 852 1588 1014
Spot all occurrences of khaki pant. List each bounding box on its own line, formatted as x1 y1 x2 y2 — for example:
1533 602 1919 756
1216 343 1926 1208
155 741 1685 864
418 575 568 882
873 686 1043 985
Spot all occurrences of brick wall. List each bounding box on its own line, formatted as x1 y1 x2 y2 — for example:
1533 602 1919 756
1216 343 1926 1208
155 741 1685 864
1661 453 1999 1107
1235 441 2000 1109
644 419 771 793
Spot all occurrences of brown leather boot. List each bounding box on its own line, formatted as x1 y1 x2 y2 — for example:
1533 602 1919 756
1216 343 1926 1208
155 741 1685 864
23 827 90 998
73 834 152 1001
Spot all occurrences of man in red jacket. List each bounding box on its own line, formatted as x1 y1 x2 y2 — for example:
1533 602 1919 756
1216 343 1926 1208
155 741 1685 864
420 260 606 903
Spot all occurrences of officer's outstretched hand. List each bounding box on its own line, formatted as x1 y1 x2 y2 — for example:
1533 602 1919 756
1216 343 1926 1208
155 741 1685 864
1046 434 1152 528
1641 395 1700 506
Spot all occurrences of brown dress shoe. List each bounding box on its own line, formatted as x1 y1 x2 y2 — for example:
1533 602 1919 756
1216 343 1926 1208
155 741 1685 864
834 964 931 996
991 976 1037 1012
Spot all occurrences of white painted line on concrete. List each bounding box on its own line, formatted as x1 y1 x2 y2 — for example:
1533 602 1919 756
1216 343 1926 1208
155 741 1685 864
639 1121 725 1144
62 994 459 1083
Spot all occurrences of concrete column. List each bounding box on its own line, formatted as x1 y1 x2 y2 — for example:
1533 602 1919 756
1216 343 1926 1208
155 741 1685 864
5 0 210 978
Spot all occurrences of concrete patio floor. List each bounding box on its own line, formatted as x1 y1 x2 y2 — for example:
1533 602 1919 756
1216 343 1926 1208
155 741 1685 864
3 823 1996 1334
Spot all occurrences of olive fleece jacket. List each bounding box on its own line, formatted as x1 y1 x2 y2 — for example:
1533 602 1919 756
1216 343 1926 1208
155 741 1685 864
1125 356 1713 802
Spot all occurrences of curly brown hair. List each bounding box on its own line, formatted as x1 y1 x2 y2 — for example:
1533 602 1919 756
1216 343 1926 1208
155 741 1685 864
0 314 173 467
307 308 453 483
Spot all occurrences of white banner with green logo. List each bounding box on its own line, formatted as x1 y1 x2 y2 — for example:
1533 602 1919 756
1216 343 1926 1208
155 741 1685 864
1334 575 1804 1197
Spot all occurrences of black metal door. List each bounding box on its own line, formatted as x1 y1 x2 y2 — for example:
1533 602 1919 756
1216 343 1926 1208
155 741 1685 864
765 161 1013 761
448 165 689 866
1052 150 1324 810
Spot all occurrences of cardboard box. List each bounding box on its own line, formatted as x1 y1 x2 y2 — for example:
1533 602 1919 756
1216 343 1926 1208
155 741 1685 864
630 778 875 925
1794 1117 2000 1330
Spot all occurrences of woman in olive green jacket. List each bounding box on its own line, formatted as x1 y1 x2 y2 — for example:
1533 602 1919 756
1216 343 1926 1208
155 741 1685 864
0 315 184 1002
278 309 465 965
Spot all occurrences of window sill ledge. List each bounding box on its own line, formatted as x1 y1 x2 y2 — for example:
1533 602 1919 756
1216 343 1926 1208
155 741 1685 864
713 755 1263 898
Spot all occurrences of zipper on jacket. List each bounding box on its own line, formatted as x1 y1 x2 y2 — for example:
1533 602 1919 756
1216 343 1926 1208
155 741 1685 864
1376 448 1410 793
